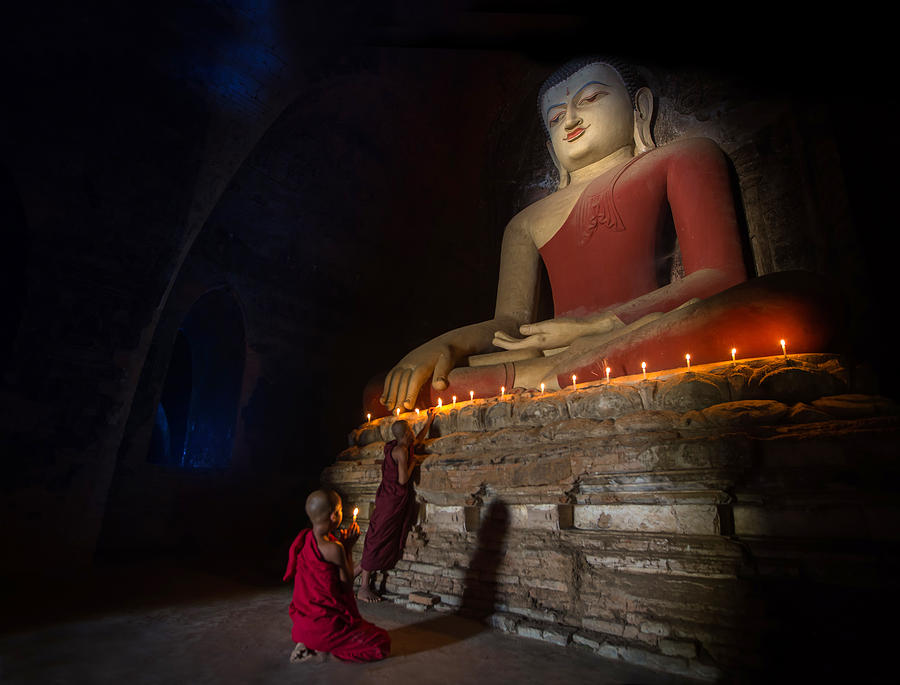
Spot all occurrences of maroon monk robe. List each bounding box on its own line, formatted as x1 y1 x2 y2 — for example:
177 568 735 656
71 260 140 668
360 440 417 572
283 528 390 662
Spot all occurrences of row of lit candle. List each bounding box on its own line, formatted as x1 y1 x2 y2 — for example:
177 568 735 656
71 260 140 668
367 340 791 422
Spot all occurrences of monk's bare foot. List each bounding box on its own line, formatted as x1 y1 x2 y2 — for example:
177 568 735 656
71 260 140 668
357 585 382 603
289 643 320 663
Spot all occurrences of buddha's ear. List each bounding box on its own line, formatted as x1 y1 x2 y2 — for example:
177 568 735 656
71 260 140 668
546 139 570 189
633 86 656 155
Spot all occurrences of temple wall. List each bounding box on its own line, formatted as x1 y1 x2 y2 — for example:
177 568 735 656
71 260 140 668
324 355 900 679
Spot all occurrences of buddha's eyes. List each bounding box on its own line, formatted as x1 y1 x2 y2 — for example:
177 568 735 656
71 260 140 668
577 90 607 106
548 109 565 127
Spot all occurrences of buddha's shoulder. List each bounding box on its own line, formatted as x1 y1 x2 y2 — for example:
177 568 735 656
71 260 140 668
506 185 582 237
643 136 726 163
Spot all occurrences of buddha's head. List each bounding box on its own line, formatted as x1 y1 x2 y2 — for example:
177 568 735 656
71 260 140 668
538 56 654 185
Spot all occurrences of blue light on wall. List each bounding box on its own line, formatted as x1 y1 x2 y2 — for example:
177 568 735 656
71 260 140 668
149 287 245 468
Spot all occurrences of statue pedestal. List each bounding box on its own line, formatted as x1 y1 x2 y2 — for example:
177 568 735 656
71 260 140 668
323 354 900 679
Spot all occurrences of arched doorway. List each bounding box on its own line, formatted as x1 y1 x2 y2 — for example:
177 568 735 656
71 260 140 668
148 287 245 468
147 329 192 465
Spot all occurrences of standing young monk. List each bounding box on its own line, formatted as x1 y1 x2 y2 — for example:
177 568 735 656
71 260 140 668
283 489 390 662
357 409 436 602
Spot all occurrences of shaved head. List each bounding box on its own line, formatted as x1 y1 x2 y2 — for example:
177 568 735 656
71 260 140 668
391 420 411 441
305 489 340 524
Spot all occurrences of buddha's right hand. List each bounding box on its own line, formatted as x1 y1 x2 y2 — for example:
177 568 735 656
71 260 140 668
493 314 625 352
381 341 456 411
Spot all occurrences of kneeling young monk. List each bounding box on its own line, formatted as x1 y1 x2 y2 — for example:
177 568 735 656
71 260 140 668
283 489 390 662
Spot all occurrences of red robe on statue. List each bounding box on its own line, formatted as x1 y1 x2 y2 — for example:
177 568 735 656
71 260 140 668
360 137 836 415
538 138 747 323
536 138 835 385
283 528 390 662
360 440 417 572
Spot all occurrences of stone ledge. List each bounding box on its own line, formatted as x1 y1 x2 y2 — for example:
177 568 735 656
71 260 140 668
488 613 719 681
348 355 878 448
323 355 898 681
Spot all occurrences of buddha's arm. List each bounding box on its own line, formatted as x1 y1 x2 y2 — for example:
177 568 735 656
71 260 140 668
381 219 540 411
494 138 748 353
613 137 747 324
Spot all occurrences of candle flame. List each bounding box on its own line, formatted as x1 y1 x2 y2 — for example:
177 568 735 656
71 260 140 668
352 507 358 521
500 386 505 396
415 408 420 415
438 398 442 408
452 395 456 405
540 382 545 394
685 353 691 369
395 407 400 416
731 348 736 361
366 412 371 422
469 390 474 401
571 374 577 390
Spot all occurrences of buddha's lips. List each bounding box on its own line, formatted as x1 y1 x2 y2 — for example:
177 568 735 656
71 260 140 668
565 127 587 142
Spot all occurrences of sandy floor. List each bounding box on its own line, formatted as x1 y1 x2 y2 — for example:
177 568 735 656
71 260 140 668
0 561 700 685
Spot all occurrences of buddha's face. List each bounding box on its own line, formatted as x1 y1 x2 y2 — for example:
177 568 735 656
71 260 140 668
542 63 635 172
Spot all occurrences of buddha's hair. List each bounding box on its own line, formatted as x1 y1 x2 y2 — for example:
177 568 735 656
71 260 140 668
537 55 648 136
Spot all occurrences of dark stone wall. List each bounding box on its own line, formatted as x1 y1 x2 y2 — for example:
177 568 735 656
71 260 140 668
0 1 318 574
1 3 895 578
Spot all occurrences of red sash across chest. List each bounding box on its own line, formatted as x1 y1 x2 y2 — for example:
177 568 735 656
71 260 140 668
538 152 669 318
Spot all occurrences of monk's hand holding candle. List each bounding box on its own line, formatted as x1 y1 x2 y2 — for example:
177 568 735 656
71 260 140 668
340 519 360 548
408 408 436 468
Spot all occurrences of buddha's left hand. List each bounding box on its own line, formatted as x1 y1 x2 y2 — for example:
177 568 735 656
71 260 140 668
493 314 624 351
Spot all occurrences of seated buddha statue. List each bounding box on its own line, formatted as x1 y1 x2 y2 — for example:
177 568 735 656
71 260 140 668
374 56 835 414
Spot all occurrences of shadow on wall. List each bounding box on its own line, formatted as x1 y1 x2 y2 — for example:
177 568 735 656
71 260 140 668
460 499 510 619
388 499 510 658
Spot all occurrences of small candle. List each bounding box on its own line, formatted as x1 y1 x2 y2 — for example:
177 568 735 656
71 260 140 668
571 374 577 390
780 339 787 358
366 412 371 423
605 366 611 384
437 397 442 409
540 382 545 394
395 407 400 417
500 386 505 396
452 395 456 406
352 507 359 522
415 408 420 416
469 390 474 402
685 353 691 370
731 348 736 363
641 361 647 379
